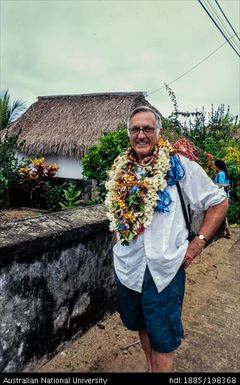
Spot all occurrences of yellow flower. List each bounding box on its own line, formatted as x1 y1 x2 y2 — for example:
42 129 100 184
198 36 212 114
123 212 136 223
32 157 45 167
18 167 28 173
116 199 127 210
141 180 149 188
123 175 135 184
157 138 169 149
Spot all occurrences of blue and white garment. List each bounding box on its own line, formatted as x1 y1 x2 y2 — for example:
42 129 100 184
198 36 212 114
214 171 230 185
213 171 230 198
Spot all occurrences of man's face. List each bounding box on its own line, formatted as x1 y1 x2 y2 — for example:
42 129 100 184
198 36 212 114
129 111 160 160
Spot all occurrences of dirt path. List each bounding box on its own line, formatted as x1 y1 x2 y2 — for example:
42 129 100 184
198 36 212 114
34 228 240 373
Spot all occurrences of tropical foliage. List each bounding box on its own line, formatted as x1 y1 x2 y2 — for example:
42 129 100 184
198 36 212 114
60 183 82 210
43 182 65 212
18 157 59 193
0 130 24 208
82 128 129 199
0 90 26 130
163 87 240 224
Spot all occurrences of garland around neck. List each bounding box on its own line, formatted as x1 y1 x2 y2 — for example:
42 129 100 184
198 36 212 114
105 138 180 245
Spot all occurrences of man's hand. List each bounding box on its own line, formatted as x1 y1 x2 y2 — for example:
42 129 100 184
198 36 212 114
183 236 206 269
184 199 229 269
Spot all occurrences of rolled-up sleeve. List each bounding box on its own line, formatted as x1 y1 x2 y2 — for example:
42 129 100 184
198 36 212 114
179 155 227 211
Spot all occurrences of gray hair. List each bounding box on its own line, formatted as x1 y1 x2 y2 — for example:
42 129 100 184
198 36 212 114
127 105 162 132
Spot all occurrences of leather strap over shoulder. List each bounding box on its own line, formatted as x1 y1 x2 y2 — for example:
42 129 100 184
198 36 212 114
176 182 196 241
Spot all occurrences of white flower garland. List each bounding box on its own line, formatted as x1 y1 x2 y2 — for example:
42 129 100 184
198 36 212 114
105 139 173 243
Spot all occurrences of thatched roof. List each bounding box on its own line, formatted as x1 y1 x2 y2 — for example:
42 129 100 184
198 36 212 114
3 92 158 159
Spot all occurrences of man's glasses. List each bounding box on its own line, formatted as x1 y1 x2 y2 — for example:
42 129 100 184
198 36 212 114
129 126 156 136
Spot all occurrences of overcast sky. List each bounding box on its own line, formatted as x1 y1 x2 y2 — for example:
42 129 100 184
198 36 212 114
1 0 240 120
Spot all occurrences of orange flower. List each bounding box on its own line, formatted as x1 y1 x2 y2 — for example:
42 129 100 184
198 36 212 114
123 175 135 184
48 163 59 172
118 200 126 209
157 138 168 148
123 212 136 223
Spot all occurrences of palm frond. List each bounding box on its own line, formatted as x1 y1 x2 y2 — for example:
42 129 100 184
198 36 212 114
0 89 26 130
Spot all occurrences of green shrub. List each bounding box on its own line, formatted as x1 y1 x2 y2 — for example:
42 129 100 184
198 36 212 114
228 185 240 224
59 183 82 210
82 128 129 200
0 173 8 208
86 199 99 206
43 182 65 212
0 130 23 188
0 130 24 208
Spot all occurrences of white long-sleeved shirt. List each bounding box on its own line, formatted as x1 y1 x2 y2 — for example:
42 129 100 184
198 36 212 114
113 155 226 293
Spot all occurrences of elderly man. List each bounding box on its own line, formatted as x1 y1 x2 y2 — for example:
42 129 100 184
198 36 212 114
105 106 228 372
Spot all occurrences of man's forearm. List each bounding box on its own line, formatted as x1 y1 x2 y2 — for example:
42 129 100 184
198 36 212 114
199 198 229 241
183 198 229 269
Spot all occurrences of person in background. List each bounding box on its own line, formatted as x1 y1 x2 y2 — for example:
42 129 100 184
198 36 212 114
213 159 231 238
213 159 230 189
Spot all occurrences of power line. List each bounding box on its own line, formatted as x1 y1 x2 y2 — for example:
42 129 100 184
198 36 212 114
198 0 240 57
148 37 231 96
205 0 239 52
205 0 239 53
215 0 240 42
199 0 240 56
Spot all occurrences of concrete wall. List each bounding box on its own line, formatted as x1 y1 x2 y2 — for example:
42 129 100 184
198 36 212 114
0 205 116 372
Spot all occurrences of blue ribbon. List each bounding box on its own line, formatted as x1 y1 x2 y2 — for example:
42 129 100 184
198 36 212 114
117 222 127 231
155 190 172 213
167 154 185 185
155 155 185 213
129 186 139 195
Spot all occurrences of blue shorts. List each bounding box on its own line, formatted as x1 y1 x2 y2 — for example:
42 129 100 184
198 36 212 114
114 265 185 353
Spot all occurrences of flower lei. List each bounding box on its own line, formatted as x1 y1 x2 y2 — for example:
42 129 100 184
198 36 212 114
105 138 187 245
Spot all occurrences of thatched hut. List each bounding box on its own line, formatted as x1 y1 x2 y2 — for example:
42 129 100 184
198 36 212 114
4 92 157 179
